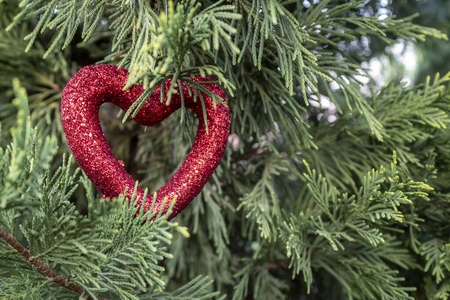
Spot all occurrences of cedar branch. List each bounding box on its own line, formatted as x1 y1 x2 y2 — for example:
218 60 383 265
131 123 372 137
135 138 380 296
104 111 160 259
0 229 93 299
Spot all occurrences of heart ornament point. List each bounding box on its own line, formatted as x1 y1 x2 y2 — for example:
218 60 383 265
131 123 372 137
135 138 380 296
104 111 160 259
61 64 230 219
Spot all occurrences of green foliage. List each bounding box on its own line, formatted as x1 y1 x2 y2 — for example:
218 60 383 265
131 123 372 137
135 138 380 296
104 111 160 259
0 1 74 149
281 154 428 296
0 79 58 214
119 0 241 123
297 72 450 196
1 0 450 299
231 152 432 299
237 156 289 240
6 0 445 138
149 275 222 300
0 82 219 299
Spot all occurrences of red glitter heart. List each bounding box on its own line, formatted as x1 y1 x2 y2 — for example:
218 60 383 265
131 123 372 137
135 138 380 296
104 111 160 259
61 65 230 219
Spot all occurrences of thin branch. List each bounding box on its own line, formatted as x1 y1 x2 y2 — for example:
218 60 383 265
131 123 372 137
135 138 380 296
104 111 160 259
231 139 336 163
0 229 93 299
232 149 271 163
39 75 63 94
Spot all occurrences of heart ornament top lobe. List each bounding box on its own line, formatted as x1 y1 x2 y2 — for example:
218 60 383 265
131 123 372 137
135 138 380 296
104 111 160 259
61 64 230 219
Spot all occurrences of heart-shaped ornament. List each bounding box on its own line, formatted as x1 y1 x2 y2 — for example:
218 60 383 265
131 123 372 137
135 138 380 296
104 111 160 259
61 65 230 219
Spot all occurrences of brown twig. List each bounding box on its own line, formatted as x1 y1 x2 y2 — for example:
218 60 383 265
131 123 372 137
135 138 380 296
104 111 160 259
231 149 272 163
39 76 63 94
0 229 92 299
112 46 130 60
231 138 337 164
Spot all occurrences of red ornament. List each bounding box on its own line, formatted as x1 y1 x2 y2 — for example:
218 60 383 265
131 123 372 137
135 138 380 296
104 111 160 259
61 65 230 219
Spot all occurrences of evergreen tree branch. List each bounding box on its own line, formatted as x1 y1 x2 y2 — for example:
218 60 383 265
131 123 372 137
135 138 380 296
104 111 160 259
0 229 90 299
2 1 449 298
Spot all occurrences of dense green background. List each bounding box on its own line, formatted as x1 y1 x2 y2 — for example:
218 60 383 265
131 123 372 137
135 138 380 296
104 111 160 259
1 0 449 299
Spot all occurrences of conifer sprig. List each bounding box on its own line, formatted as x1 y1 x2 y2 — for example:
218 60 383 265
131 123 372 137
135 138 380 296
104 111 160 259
2 0 450 298
0 81 218 299
6 0 446 138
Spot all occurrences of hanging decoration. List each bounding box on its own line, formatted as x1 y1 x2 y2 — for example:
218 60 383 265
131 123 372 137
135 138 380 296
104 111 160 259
61 64 230 219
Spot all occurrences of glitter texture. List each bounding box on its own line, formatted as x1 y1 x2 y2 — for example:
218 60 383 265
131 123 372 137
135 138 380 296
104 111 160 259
61 65 230 219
